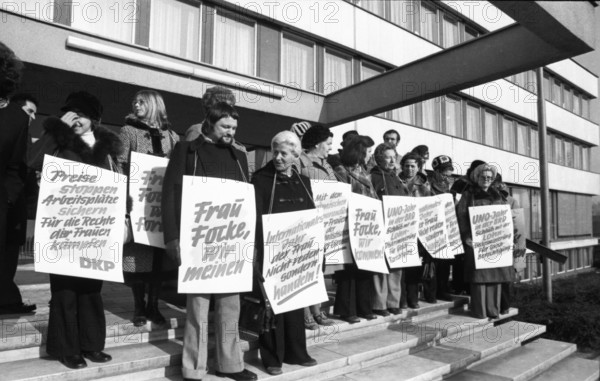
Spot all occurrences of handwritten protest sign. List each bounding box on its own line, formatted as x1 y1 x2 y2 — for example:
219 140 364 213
512 208 527 273
310 180 352 265
128 152 169 248
417 196 448 258
348 193 388 274
178 176 255 293
437 193 464 258
382 196 421 268
469 204 514 269
34 155 126 282
262 209 327 314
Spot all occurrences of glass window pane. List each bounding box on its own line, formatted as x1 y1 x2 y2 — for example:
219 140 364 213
526 70 537 94
71 0 135 43
361 65 382 80
582 96 590 119
574 143 582 169
419 4 437 43
552 79 562 105
484 110 499 147
582 146 589 170
0 0 54 22
282 36 314 91
563 86 573 110
564 140 573 167
464 27 477 41
512 188 531 238
554 136 564 165
442 17 459 48
390 0 415 31
360 0 385 17
546 134 554 162
573 92 581 115
392 105 415 125
502 118 515 151
531 189 542 240
150 0 199 60
214 12 255 76
422 98 440 131
531 129 539 158
465 103 482 143
543 73 551 101
444 96 462 137
516 122 529 155
324 51 352 94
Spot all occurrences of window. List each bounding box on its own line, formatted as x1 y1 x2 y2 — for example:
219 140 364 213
392 105 415 125
150 0 200 60
564 140 573 167
552 79 562 105
71 0 136 43
442 16 459 48
464 26 478 41
582 95 590 119
582 146 590 170
526 70 537 93
359 0 386 17
574 143 582 169
531 128 539 159
512 188 531 239
567 250 574 271
419 3 438 44
546 133 554 162
422 98 441 131
390 0 416 31
502 117 516 152
531 189 542 240
563 85 573 111
361 63 383 80
281 35 314 91
554 136 564 165
484 109 499 147
465 103 482 143
214 11 255 76
516 122 529 156
443 95 462 137
324 50 352 94
514 72 527 88
543 73 551 101
573 91 581 115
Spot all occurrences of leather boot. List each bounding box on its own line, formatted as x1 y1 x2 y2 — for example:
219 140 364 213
132 282 147 327
146 281 166 325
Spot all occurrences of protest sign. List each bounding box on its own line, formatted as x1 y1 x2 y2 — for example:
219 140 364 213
34 155 126 282
310 180 352 265
437 193 464 258
382 196 421 268
469 204 514 269
417 196 448 259
262 209 327 315
512 208 527 273
178 176 255 293
348 193 388 274
128 152 169 248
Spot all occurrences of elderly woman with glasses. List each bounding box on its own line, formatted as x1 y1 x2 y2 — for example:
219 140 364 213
455 162 513 319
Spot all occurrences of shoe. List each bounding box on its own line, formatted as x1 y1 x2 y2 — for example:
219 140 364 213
82 351 112 363
358 313 378 320
299 358 317 367
400 302 408 309
0 303 36 315
215 369 257 380
304 315 319 330
60 355 87 369
132 283 147 327
314 311 335 326
266 367 282 375
146 281 167 325
408 303 420 309
388 308 401 315
426 298 437 304
341 315 360 324
372 309 390 317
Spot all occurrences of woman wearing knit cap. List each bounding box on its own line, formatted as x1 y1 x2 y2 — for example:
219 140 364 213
28 91 122 369
117 90 179 327
455 163 513 319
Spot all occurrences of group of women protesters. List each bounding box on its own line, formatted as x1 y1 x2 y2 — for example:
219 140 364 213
26 86 517 374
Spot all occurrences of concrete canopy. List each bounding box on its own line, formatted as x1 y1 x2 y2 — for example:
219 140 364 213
322 0 597 127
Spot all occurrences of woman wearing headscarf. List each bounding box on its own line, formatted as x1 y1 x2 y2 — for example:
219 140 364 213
456 163 513 319
28 91 122 369
252 131 317 375
117 89 179 327
370 143 409 315
332 135 377 323
398 152 435 308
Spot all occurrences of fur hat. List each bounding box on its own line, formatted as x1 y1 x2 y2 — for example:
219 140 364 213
432 155 453 172
61 91 103 122
470 163 498 184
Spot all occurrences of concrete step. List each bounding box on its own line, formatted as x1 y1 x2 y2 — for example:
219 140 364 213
320 319 544 381
446 338 577 381
528 355 600 381
3 304 515 381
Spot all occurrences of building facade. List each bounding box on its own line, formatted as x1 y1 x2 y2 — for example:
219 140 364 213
2 0 598 280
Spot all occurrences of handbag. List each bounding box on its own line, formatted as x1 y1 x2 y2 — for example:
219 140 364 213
239 266 276 335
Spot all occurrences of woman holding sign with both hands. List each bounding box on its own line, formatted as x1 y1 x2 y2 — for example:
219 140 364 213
117 90 179 327
28 91 122 369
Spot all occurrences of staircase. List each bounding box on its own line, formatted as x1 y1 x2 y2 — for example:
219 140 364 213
1 262 598 381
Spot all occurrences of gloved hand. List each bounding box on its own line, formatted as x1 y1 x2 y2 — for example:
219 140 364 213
290 121 312 138
165 239 181 266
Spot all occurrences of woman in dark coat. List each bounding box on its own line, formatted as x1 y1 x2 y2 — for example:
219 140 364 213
456 163 514 319
117 89 179 326
332 135 378 323
28 91 122 369
398 152 435 308
252 131 317 376
370 143 409 315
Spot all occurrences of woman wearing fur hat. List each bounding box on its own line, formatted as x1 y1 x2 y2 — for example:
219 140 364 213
455 163 513 319
28 91 122 369
117 90 179 327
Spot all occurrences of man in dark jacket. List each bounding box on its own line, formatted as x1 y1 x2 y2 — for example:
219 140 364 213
0 42 35 315
162 102 257 381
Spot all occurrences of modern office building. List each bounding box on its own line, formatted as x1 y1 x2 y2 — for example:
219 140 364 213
2 0 598 280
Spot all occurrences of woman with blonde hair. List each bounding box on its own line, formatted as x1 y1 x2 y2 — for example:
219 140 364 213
118 89 179 327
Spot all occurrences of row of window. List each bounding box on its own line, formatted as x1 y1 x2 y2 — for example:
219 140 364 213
347 0 481 47
521 247 594 282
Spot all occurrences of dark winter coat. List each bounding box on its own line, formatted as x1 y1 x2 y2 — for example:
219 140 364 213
399 171 431 197
370 165 409 199
334 165 377 199
456 185 514 283
428 171 452 195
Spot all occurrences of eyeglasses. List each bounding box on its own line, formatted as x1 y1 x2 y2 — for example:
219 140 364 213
479 176 494 181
